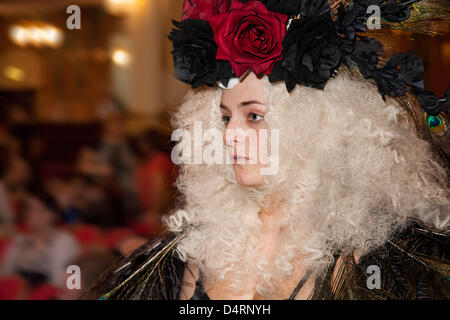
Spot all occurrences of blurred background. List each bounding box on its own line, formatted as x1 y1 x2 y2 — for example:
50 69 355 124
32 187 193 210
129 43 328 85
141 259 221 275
0 0 448 300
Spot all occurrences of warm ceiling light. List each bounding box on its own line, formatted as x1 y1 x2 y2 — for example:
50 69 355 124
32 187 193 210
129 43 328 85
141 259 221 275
4 66 26 82
9 25 29 47
41 26 64 48
28 26 45 47
112 49 131 66
8 23 64 48
104 0 138 15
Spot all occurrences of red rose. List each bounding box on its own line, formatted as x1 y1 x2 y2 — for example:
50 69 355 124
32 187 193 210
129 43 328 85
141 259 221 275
207 0 287 77
182 0 229 20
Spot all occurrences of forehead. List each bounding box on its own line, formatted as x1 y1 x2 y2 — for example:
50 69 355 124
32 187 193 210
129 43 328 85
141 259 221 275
220 73 266 106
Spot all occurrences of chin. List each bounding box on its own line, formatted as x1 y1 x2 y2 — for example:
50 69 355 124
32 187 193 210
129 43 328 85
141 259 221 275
234 165 264 187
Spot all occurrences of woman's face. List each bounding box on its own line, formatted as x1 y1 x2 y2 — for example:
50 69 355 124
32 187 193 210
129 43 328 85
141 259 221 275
220 73 268 187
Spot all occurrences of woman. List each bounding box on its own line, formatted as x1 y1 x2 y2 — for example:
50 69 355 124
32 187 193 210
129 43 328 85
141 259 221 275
87 0 450 300
0 195 80 289
133 129 177 236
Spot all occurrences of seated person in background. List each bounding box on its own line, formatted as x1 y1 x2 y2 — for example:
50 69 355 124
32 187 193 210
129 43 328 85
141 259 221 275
42 174 82 225
0 146 15 237
75 112 139 225
132 128 177 236
0 153 32 235
0 194 81 289
68 173 125 228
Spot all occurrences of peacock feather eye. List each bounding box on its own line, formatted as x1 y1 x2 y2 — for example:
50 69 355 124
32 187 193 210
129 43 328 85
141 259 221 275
425 113 447 135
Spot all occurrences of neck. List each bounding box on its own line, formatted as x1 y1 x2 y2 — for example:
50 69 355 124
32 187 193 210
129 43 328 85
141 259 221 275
258 196 284 234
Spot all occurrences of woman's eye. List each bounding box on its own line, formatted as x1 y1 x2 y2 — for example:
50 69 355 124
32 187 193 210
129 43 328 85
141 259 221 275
222 115 231 124
248 113 264 122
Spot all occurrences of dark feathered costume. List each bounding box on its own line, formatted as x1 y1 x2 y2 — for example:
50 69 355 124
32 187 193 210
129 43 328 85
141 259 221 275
311 218 450 299
85 218 450 300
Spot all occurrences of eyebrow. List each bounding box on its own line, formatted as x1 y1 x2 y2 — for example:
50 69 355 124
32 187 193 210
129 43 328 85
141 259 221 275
220 100 265 110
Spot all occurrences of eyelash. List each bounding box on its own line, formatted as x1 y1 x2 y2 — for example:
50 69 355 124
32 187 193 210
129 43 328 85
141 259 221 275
249 113 264 122
222 113 264 125
222 115 231 124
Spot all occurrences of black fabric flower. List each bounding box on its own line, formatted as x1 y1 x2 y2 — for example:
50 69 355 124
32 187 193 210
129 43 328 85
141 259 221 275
237 0 301 15
298 0 331 18
350 36 383 79
269 13 342 92
414 89 441 115
411 86 450 116
335 2 368 40
237 0 330 16
337 0 418 38
352 0 383 25
216 61 233 87
340 37 356 68
354 0 383 7
168 19 232 88
372 50 424 100
443 87 450 114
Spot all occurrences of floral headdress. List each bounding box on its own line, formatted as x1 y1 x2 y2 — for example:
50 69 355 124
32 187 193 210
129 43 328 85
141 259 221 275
169 0 449 130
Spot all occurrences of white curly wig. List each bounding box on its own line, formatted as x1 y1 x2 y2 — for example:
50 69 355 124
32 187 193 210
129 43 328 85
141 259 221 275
163 67 450 296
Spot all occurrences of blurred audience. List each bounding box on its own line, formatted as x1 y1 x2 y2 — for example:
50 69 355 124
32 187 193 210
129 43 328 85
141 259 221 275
0 113 177 299
0 146 14 237
0 195 80 289
133 128 177 235
76 113 139 224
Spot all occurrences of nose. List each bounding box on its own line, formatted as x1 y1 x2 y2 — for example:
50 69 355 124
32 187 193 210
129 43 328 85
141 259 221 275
224 122 245 147
225 131 240 146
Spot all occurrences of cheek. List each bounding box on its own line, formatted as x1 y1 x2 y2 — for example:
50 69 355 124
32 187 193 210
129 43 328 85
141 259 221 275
256 129 269 163
257 130 266 148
